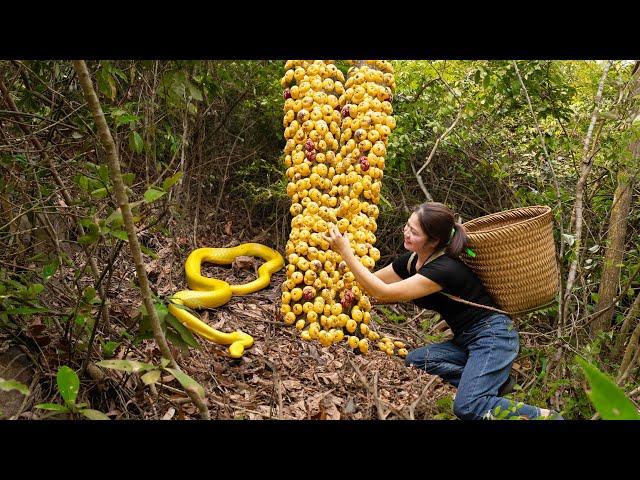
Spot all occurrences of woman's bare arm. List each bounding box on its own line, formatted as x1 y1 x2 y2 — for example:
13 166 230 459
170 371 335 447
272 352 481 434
374 263 403 284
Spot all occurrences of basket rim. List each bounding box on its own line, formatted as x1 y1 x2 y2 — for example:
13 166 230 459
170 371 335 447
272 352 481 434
462 205 552 233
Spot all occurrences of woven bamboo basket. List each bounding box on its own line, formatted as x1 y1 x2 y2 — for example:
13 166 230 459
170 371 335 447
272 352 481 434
461 206 559 315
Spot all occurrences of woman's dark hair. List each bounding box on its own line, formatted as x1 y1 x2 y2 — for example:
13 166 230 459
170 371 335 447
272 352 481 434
412 202 468 257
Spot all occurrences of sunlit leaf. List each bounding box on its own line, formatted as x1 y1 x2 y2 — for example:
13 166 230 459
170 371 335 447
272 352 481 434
35 403 69 412
144 187 166 203
576 357 640 420
0 379 30 395
96 359 157 373
129 131 144 154
141 369 161 385
57 366 80 405
162 172 183 191
81 409 110 420
165 368 205 398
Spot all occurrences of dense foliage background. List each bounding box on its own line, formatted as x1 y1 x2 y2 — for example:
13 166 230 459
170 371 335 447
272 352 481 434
1 60 638 419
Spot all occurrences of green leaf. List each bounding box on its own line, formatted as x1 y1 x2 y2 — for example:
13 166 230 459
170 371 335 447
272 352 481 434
80 409 110 420
101 341 119 358
129 131 144 154
141 369 161 385
78 232 100 245
43 261 59 281
166 313 200 349
97 164 110 183
143 187 166 203
0 379 30 395
57 366 80 405
96 359 157 373
160 357 171 368
140 245 158 259
576 357 640 420
83 286 96 303
122 172 135 186
97 69 116 100
29 283 44 296
78 175 90 192
188 82 203 101
162 172 183 191
90 187 108 199
109 230 129 242
114 114 140 127
165 368 205 398
105 209 124 228
35 402 70 412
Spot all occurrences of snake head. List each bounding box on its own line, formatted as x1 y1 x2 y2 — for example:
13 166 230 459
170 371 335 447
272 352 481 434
228 331 254 358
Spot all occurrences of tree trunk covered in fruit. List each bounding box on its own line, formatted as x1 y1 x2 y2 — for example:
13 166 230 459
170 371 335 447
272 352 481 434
72 60 210 419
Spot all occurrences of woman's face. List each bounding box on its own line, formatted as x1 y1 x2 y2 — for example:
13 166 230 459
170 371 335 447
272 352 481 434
403 213 428 252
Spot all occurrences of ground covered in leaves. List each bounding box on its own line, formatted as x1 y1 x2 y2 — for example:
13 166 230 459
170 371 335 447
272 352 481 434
137 242 457 420
8 216 562 420
1 226 462 420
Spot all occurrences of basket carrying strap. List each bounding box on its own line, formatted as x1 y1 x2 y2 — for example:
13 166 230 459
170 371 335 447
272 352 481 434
407 250 509 315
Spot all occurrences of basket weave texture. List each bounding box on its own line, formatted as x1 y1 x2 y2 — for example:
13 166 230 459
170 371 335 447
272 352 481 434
462 206 559 315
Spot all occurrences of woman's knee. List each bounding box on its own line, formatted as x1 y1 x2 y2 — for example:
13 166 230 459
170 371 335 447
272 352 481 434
453 395 486 420
404 347 427 368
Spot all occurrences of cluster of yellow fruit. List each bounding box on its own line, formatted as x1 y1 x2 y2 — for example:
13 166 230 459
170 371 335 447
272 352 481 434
280 60 404 357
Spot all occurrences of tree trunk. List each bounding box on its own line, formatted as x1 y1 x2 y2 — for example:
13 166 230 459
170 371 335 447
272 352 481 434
590 167 635 334
613 290 640 357
591 64 640 335
562 62 611 323
72 60 209 420
617 318 640 384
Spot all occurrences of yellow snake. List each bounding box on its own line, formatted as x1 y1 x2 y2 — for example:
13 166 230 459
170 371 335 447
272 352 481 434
168 243 284 358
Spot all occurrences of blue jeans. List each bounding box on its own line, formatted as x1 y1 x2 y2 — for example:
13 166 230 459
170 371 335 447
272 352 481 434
405 313 542 420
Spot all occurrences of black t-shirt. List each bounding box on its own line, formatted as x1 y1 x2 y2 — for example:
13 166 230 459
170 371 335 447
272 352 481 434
391 251 499 336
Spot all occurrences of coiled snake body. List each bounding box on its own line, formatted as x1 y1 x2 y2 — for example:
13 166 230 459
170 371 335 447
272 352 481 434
169 243 284 358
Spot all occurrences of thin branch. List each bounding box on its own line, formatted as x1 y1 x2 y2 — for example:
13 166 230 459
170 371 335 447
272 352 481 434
73 60 209 419
512 61 568 331
562 61 612 323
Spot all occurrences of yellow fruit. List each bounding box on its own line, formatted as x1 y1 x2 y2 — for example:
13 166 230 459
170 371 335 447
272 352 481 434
346 319 357 333
397 348 408 358
359 322 369 336
291 287 303 302
358 338 369 353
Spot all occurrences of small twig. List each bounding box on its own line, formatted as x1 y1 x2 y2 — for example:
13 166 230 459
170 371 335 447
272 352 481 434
348 356 387 420
372 372 388 420
9 372 41 420
416 106 464 178
409 376 438 420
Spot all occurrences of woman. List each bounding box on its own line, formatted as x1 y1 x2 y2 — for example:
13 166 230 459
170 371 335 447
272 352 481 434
323 201 561 420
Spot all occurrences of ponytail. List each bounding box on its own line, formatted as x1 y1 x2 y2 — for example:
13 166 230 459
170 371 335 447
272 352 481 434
445 222 468 258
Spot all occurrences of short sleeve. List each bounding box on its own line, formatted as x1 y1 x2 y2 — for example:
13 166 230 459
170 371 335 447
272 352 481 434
392 252 413 279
